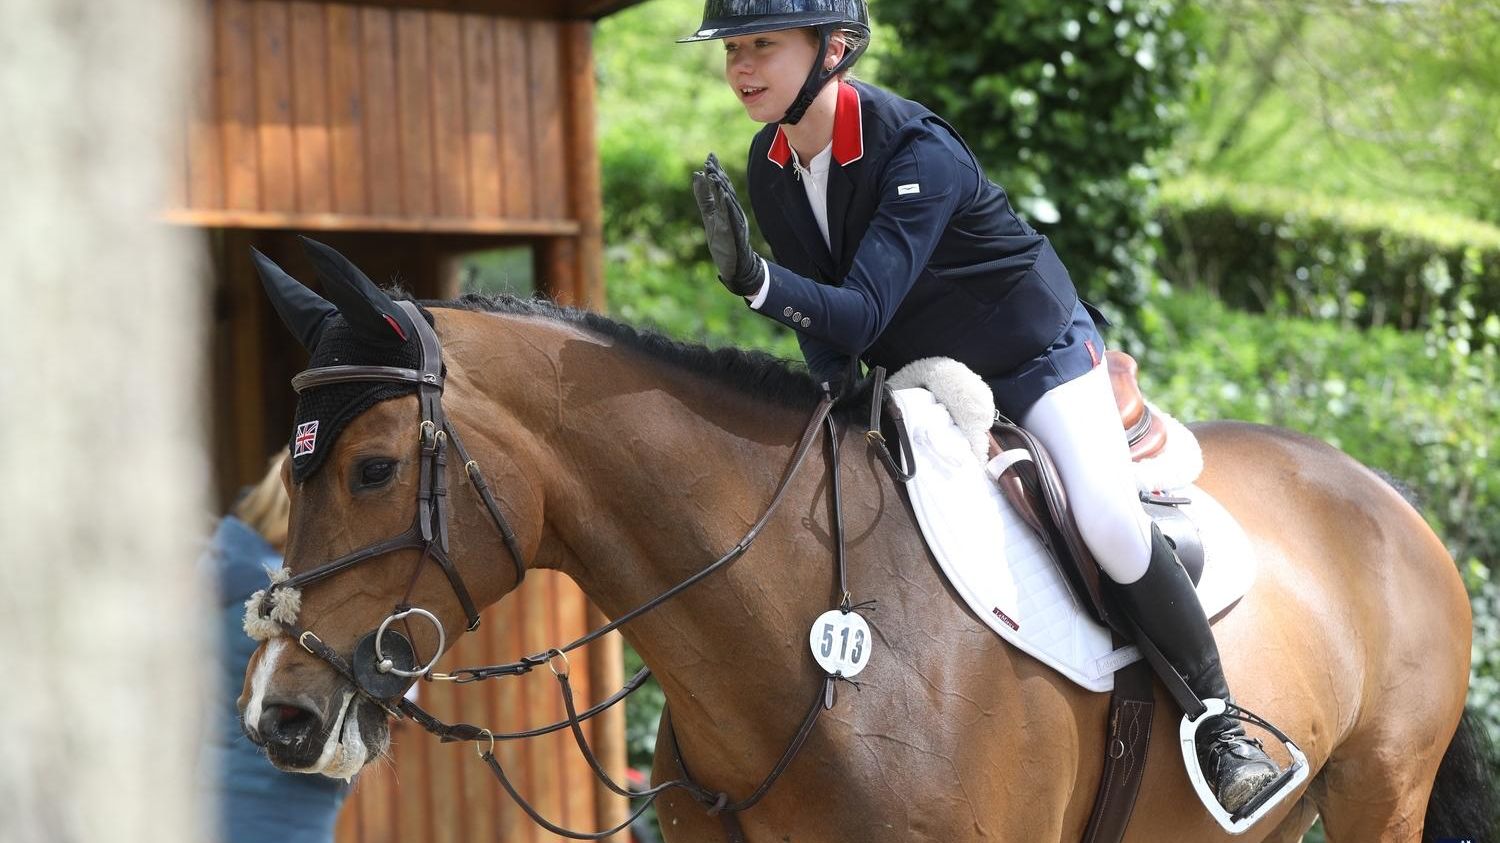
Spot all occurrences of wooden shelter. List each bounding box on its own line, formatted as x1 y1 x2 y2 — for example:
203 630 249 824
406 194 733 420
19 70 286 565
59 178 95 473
169 1 649 839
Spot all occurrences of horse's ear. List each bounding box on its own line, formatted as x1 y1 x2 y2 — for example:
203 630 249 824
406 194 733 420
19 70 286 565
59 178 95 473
297 236 416 347
251 248 338 352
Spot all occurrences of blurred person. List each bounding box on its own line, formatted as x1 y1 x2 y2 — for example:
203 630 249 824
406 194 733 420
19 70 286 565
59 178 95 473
199 454 349 843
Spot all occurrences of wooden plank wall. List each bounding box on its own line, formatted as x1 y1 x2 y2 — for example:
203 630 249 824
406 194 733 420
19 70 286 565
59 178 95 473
191 4 622 837
334 572 624 843
178 0 583 241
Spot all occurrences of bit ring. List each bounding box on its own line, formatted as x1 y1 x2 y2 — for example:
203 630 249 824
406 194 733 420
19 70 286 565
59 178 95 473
374 607 446 678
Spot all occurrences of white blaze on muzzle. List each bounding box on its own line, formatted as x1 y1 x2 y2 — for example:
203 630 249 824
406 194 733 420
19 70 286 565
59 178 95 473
243 566 304 640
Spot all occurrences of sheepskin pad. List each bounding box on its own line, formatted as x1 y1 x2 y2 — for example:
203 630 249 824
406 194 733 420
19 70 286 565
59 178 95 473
887 357 994 461
243 567 302 641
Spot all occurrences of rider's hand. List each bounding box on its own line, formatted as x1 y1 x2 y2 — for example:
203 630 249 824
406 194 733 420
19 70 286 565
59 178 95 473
692 153 765 297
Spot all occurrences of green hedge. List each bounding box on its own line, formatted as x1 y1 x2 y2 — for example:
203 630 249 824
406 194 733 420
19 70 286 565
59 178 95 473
1133 288 1498 570
1130 290 1500 739
875 0 1205 316
1158 177 1500 349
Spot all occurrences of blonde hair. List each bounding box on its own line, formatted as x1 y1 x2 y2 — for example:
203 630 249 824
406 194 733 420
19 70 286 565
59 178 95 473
232 454 290 551
807 27 868 80
836 28 868 74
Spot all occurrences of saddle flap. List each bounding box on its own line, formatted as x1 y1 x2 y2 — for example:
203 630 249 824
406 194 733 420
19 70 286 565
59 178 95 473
988 424 1208 636
991 421 1117 632
1106 351 1146 430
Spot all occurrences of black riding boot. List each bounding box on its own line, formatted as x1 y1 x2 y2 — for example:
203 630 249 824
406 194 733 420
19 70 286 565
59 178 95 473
1114 524 1280 813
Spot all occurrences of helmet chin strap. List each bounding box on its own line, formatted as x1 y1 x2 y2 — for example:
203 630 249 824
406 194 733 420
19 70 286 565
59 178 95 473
779 26 865 125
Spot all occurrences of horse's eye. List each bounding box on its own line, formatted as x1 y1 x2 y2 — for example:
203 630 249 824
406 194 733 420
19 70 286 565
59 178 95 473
358 459 396 488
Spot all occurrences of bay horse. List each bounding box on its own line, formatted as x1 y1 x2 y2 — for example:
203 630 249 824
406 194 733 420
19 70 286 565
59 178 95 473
239 241 1485 842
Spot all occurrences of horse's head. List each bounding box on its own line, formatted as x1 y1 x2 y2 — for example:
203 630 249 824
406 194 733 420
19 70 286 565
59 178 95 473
236 239 529 777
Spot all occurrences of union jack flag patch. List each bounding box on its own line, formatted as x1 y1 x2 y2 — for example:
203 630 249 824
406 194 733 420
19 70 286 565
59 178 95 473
293 421 319 457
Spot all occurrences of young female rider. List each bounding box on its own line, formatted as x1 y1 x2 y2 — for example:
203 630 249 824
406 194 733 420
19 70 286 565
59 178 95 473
682 0 1280 814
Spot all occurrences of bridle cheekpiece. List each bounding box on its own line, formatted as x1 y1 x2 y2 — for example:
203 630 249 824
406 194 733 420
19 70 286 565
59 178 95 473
249 300 529 703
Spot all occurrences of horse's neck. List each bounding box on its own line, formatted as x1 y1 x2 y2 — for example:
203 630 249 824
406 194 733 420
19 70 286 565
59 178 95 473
487 329 875 776
539 361 827 658
446 310 918 789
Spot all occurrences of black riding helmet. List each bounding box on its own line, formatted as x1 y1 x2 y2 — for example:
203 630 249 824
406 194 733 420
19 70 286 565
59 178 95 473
678 0 871 125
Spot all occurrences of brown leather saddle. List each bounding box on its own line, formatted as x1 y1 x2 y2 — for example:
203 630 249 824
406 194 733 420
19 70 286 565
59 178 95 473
1108 350 1169 462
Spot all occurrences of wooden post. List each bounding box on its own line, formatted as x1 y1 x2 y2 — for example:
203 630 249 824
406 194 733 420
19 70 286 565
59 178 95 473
587 611 630 843
560 23 627 839
540 236 580 306
223 228 269 497
563 21 606 312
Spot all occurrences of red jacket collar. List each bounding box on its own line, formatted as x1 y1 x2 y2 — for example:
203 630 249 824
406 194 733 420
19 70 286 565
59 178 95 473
767 81 864 169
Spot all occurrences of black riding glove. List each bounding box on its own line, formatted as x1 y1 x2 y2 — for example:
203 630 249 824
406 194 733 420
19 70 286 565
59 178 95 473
692 153 766 297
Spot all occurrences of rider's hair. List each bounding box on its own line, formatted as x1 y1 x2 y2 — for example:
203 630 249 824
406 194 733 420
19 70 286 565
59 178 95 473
836 28 868 76
808 27 866 80
233 454 290 552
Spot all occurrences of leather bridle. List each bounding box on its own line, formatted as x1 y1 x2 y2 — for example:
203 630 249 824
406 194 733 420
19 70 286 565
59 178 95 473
255 300 911 841
261 300 529 700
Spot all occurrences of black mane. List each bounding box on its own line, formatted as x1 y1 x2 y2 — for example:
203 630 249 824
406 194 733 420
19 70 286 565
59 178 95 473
435 293 837 411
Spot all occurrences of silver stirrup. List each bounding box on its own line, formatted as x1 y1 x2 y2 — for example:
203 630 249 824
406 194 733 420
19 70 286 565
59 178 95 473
1179 698 1309 834
374 607 446 678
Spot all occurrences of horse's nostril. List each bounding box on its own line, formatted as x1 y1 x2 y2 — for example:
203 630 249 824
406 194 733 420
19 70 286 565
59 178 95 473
274 704 306 724
258 702 320 747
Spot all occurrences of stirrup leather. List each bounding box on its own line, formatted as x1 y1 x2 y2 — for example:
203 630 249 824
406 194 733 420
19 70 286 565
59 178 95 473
1178 698 1309 834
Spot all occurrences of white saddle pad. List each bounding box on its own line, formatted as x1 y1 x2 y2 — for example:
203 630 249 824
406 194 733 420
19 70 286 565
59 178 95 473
892 387 1257 693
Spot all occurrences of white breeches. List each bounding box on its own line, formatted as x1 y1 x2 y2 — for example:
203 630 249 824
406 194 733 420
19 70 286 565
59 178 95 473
1020 360 1154 585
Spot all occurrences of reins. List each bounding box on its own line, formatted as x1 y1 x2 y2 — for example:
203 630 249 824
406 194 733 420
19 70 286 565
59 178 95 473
259 301 914 840
427 387 835 684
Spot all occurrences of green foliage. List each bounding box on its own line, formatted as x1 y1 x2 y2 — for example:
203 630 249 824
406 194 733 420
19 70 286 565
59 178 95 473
1132 289 1499 572
595 0 806 359
1133 290 1500 749
623 643 665 770
1466 562 1500 743
461 246 535 297
1181 0 1500 223
1159 176 1500 346
873 0 1205 315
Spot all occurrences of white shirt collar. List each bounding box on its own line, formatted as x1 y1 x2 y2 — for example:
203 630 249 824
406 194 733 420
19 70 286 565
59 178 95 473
790 141 834 180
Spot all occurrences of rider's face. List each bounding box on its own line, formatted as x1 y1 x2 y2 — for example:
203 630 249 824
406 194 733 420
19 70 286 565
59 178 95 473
722 29 820 124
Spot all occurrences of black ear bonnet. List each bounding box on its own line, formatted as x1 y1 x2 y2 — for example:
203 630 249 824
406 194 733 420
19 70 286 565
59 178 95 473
250 238 438 483
288 307 435 482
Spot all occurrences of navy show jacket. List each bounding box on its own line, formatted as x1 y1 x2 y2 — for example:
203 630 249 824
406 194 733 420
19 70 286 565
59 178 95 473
746 80 1103 417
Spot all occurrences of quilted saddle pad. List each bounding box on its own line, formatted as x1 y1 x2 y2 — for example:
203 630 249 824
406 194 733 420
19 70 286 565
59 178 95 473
892 387 1257 693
